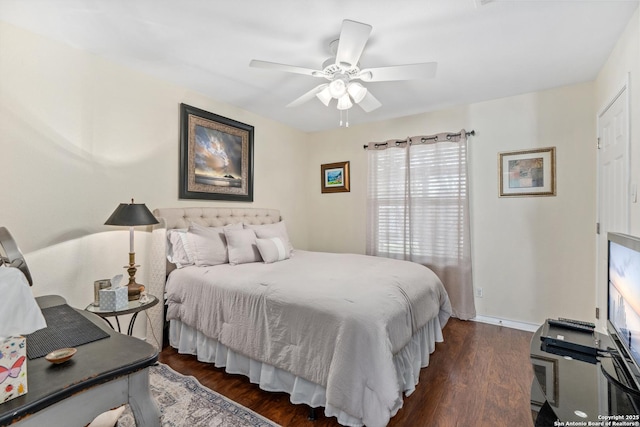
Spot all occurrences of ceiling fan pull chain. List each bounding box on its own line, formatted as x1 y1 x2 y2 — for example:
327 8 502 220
346 109 349 128
339 110 343 127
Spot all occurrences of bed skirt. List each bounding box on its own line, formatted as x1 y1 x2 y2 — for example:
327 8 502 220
169 317 444 427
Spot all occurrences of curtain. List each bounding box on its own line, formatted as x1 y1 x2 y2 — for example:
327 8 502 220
366 130 475 320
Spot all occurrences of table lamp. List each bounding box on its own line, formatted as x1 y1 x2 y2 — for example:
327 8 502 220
104 199 159 301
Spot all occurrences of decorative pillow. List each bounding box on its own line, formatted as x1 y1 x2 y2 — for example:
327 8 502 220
188 222 242 267
256 237 290 264
224 228 262 265
244 221 293 255
166 229 194 268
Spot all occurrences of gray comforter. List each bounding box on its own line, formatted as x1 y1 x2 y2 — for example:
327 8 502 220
165 250 451 427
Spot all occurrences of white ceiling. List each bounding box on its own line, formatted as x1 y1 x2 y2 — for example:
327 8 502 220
0 0 637 132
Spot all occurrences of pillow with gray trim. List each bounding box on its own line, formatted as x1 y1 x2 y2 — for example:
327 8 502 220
244 221 293 255
256 237 290 264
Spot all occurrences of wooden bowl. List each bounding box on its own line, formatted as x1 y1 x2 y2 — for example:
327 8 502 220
45 347 77 364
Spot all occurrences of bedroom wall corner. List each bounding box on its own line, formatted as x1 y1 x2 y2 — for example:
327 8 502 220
0 21 311 329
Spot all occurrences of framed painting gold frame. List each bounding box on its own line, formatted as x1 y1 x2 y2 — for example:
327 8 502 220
179 103 254 201
499 147 556 197
321 161 350 193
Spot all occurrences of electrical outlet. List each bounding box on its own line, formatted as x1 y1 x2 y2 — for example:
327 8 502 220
475 287 483 298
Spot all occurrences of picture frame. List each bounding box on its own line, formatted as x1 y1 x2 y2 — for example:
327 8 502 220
321 161 350 193
179 103 254 201
499 147 556 197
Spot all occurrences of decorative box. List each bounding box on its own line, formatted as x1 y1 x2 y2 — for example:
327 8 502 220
99 287 128 311
1 336 27 404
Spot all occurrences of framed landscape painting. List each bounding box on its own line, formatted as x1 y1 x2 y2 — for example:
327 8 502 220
179 103 254 201
321 161 350 193
499 147 556 197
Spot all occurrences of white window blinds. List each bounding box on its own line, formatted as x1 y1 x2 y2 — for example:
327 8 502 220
367 140 468 261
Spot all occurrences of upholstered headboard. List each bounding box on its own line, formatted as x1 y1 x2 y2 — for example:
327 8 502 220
153 207 281 230
145 207 281 350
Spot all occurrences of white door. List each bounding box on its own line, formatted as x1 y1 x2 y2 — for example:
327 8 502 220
597 83 630 328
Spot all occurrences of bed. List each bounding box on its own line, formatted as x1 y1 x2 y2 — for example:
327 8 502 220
147 207 452 427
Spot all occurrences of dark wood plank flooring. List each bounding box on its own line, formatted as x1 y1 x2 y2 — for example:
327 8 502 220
159 319 535 427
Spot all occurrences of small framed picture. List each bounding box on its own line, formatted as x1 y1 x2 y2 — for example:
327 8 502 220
321 161 350 193
499 147 556 197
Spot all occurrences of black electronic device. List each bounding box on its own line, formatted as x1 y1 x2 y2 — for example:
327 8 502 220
557 317 596 329
548 318 595 333
540 321 600 356
607 232 640 394
541 341 598 364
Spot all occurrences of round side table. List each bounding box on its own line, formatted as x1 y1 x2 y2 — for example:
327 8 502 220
85 294 159 335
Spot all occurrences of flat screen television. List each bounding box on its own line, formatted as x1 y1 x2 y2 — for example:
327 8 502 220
607 231 640 392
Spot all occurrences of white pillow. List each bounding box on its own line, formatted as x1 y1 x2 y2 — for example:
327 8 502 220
256 237 290 264
224 228 262 265
244 221 293 255
167 229 194 268
188 222 242 266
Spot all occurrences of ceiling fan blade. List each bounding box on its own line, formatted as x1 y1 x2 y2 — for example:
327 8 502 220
286 84 329 108
359 62 438 82
250 59 322 77
335 20 372 67
358 91 382 113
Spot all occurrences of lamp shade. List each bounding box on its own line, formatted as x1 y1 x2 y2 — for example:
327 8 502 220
104 201 158 226
316 86 332 106
337 93 353 110
329 78 347 98
347 82 367 104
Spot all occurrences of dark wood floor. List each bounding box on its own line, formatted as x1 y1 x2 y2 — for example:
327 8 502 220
159 319 535 427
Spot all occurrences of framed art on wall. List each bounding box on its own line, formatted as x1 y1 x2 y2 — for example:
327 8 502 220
499 147 556 197
179 103 254 201
321 161 350 193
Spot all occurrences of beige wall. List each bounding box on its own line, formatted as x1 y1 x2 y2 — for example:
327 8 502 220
0 21 310 311
306 82 597 325
4 9 640 328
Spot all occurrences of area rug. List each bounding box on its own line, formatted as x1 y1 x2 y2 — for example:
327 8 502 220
117 363 281 427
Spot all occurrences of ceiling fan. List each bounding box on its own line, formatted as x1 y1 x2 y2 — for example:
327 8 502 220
249 19 437 113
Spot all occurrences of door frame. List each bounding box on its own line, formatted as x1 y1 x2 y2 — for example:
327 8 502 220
595 74 631 328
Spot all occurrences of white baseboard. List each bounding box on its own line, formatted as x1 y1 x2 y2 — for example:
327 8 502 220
471 315 541 332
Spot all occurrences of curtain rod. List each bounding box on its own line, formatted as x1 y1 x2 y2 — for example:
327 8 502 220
362 129 475 150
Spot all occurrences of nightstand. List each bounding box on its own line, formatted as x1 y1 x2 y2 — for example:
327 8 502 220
85 294 159 335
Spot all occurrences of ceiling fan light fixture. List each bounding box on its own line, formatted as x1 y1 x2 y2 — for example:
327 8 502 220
337 94 353 110
347 82 367 104
251 19 439 121
316 87 332 106
358 71 373 82
329 78 347 98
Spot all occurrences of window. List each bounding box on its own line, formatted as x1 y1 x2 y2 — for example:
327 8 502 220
367 141 468 263
366 131 475 319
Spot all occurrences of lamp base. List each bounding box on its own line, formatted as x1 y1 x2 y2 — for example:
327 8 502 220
125 252 144 301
